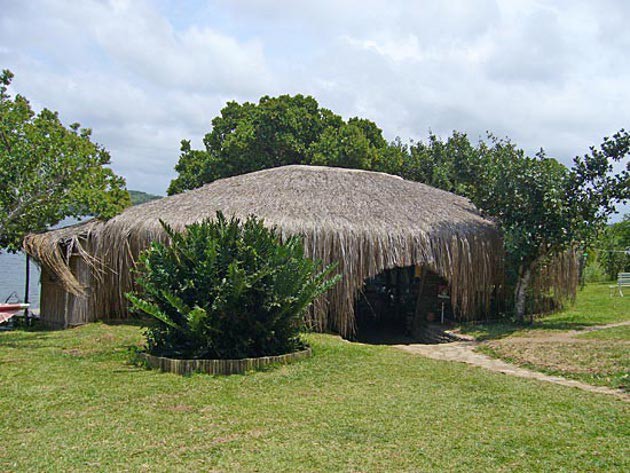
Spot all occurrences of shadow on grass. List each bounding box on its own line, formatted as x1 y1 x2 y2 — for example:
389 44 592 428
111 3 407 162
458 319 610 341
457 322 524 341
0 332 53 349
535 321 596 331
102 317 148 328
0 317 149 351
353 331 421 346
4 316 149 333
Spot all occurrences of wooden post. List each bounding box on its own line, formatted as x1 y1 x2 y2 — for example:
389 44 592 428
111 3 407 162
413 266 427 336
24 253 30 319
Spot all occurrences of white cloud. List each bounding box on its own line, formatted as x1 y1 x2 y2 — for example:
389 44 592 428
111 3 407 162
0 0 628 218
89 2 271 94
0 0 275 193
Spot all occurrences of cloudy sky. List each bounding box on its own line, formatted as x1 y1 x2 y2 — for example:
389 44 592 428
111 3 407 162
1 0 628 211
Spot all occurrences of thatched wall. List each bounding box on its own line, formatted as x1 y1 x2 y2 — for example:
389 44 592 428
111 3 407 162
24 165 505 336
39 256 95 328
529 250 580 315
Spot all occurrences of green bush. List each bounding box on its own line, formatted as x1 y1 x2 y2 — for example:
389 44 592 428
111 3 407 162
126 212 339 359
583 260 608 283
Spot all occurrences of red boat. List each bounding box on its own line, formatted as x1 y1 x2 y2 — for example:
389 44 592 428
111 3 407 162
0 303 29 324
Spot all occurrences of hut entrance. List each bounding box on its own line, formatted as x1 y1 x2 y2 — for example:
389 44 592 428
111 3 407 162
354 266 453 344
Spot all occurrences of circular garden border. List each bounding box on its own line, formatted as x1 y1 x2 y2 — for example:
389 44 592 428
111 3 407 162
137 347 312 375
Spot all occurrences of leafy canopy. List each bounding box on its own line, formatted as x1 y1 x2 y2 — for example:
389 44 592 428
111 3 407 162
405 131 628 262
126 213 340 359
128 190 161 206
167 95 398 194
0 69 130 252
400 131 629 317
403 133 572 266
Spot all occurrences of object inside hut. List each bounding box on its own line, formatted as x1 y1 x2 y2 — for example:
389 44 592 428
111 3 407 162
354 265 452 343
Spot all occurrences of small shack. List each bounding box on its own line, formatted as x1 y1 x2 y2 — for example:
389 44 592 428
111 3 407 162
24 165 505 338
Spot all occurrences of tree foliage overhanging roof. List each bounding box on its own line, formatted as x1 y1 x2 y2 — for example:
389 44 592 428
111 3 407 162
0 69 130 252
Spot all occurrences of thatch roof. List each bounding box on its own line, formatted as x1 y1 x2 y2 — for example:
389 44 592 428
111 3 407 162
24 165 503 336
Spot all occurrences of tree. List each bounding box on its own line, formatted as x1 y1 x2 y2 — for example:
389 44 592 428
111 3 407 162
402 131 629 319
591 215 630 280
0 69 130 252
400 131 479 194
167 95 392 194
128 190 161 206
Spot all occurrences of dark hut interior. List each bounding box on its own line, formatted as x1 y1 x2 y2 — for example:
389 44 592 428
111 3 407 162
354 265 452 343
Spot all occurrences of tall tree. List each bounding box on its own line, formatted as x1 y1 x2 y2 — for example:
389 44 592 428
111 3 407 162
0 69 130 252
167 95 393 194
403 131 629 319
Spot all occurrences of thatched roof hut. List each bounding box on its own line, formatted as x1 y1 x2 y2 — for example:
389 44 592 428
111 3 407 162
24 165 503 336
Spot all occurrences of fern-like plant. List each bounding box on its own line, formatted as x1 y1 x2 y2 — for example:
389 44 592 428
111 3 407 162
126 212 340 359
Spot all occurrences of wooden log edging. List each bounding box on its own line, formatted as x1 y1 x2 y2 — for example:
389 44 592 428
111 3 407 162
137 347 312 375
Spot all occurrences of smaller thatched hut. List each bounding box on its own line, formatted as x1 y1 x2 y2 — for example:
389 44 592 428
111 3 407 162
25 165 505 337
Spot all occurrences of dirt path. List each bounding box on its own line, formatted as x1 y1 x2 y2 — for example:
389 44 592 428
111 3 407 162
394 321 629 401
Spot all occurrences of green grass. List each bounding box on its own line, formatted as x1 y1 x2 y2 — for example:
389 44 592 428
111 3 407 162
479 341 629 391
460 283 630 341
579 325 630 340
467 283 629 391
1 322 629 471
541 283 630 328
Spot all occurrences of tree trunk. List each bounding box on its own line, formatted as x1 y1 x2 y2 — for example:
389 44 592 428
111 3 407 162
514 264 533 322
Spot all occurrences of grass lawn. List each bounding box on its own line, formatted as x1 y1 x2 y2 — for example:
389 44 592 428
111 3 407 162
0 321 628 471
462 283 630 391
541 283 630 328
579 324 630 340
460 283 630 341
478 338 629 390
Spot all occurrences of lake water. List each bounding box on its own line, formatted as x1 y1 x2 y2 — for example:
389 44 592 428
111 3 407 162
0 251 40 307
0 218 82 308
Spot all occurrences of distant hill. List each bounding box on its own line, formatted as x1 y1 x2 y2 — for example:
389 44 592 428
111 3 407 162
128 190 162 206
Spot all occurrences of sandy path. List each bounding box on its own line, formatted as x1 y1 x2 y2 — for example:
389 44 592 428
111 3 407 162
394 321 629 400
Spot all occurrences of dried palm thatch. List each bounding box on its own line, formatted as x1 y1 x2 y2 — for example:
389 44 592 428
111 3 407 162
529 250 580 315
24 165 505 336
